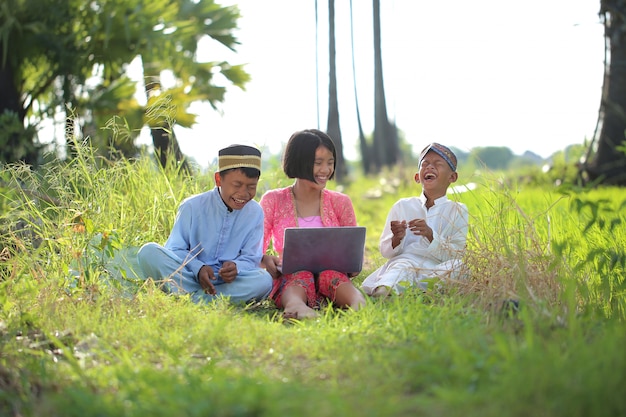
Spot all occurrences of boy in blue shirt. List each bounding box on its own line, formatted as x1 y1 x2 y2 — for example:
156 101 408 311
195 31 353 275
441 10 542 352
137 145 272 304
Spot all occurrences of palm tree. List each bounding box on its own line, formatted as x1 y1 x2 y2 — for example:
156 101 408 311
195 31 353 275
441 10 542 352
371 0 399 171
325 0 347 182
349 0 372 175
139 0 249 171
580 0 626 185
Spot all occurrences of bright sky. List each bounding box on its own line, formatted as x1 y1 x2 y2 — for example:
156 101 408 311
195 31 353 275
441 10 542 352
138 0 605 167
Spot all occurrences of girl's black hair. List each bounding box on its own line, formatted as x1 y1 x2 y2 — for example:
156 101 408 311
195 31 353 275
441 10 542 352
282 129 336 182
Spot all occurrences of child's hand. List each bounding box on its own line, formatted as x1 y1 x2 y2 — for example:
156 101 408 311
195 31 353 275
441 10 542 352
262 254 282 279
390 220 407 248
198 265 217 295
218 261 238 283
390 220 407 238
408 219 433 242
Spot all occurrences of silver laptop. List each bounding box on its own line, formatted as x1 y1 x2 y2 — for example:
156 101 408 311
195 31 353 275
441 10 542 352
280 226 366 275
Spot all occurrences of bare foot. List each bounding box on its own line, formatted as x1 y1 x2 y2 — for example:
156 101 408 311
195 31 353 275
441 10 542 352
283 303 318 320
371 285 392 298
348 294 367 311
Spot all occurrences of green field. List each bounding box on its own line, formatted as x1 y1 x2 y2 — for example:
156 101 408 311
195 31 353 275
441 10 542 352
1 149 625 417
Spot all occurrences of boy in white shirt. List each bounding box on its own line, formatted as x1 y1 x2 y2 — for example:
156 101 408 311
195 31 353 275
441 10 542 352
361 143 469 297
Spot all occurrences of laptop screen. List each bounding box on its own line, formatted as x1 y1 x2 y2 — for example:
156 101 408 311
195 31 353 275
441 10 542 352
280 226 366 275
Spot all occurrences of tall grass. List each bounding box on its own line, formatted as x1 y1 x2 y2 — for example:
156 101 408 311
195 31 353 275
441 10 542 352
0 146 625 417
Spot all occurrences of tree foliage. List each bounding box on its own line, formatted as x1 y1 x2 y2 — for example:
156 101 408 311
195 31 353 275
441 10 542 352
0 0 249 168
139 0 250 170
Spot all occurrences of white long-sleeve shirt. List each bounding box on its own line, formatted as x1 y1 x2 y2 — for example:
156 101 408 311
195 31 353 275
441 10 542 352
361 193 468 293
379 194 468 264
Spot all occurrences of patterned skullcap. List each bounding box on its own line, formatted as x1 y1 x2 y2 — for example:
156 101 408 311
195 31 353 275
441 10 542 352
419 143 457 172
218 144 262 172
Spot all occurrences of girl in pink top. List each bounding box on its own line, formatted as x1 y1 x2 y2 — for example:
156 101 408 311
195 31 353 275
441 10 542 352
260 129 366 319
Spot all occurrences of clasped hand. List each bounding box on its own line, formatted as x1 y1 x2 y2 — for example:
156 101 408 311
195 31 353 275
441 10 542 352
198 261 237 295
391 219 433 243
262 254 282 279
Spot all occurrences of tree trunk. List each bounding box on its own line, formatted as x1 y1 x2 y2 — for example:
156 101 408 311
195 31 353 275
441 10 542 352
349 0 372 175
372 0 398 171
0 58 22 121
144 73 190 174
0 50 37 166
582 0 626 185
63 74 81 160
326 0 347 182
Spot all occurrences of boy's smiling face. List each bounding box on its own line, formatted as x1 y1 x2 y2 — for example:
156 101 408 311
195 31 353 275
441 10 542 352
215 169 259 211
416 151 458 199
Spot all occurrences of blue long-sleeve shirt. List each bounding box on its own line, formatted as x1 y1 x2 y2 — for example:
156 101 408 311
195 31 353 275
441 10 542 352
164 187 265 277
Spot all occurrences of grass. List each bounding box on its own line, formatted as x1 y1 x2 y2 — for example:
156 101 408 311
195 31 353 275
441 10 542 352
1 147 625 416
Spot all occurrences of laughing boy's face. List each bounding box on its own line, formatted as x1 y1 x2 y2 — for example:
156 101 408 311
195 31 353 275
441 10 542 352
215 169 259 211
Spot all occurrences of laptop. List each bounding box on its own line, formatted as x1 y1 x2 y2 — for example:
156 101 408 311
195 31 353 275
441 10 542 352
280 226 366 275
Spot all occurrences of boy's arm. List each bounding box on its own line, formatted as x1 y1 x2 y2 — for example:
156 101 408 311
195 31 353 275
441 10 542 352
379 202 404 258
230 205 266 272
164 201 205 277
390 221 407 249
427 203 469 262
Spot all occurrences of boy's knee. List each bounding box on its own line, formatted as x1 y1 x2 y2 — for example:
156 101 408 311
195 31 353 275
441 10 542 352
138 242 160 253
137 242 162 269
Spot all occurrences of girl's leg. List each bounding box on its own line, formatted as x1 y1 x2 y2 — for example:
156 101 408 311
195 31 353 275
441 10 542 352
334 282 367 310
318 270 366 311
273 271 318 319
282 286 318 319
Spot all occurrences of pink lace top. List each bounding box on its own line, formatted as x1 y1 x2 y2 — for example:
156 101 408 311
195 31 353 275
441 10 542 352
259 186 357 255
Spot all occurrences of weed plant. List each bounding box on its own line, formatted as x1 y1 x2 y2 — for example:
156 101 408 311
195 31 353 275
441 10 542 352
0 145 625 417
